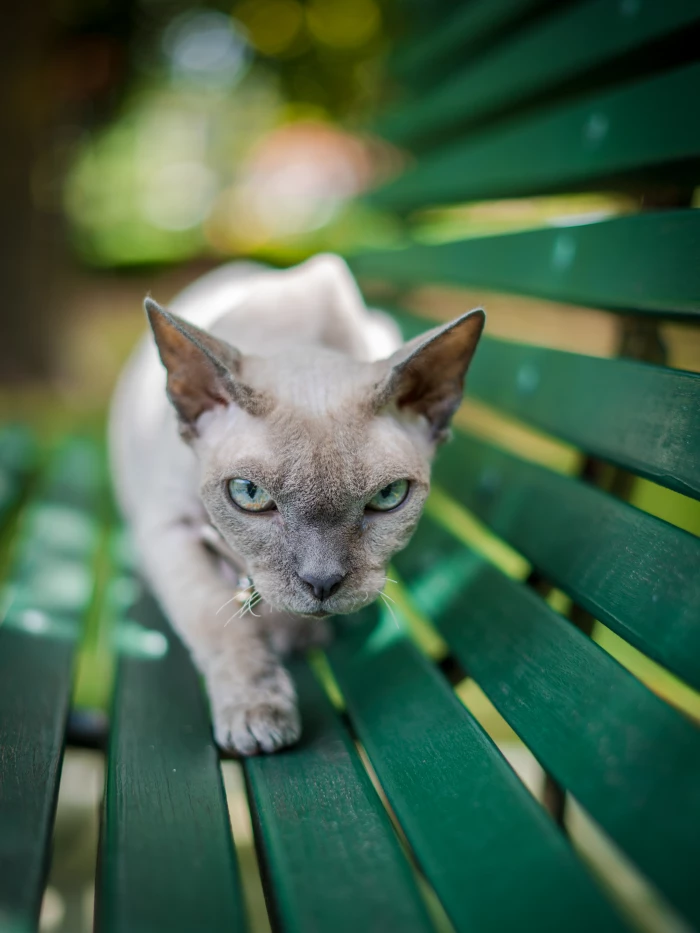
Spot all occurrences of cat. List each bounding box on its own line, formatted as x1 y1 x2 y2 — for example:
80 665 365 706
109 254 484 755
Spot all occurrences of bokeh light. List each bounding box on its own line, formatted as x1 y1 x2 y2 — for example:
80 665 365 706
205 121 373 253
233 0 305 57
163 10 251 89
306 0 381 49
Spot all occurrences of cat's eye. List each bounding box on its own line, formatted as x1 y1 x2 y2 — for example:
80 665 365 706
228 478 275 512
366 479 409 512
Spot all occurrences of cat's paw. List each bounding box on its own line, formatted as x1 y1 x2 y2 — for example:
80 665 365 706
214 699 301 756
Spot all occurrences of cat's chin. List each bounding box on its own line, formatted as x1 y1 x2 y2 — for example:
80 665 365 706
294 596 380 618
270 597 379 619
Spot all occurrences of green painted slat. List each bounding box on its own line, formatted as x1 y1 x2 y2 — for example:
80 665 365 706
390 0 554 89
432 432 700 689
327 609 629 933
381 0 700 147
393 515 700 929
369 61 700 211
0 426 34 528
468 338 700 499
0 440 101 933
389 309 700 498
98 591 246 933
244 659 434 933
350 210 700 318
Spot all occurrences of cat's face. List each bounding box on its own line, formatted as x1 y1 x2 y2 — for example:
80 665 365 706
195 377 433 616
145 284 483 617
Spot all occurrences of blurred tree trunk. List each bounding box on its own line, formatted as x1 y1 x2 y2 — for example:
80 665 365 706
0 0 57 379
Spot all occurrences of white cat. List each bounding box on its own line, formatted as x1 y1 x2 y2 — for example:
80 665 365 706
109 255 483 755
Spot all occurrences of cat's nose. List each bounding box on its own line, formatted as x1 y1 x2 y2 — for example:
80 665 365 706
298 571 345 602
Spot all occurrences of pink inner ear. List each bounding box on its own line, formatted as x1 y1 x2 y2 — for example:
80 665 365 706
167 368 231 426
387 310 484 435
147 299 270 427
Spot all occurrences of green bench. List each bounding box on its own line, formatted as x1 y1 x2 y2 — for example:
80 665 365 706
2 2 700 931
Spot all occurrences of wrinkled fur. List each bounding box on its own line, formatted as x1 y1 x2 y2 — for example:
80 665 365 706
110 255 483 755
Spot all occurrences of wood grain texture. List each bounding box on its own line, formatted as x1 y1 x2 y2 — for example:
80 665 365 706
327 608 630 933
380 0 700 147
393 515 700 929
369 62 700 211
0 439 101 933
351 210 700 318
389 309 700 498
244 658 434 933
431 431 700 689
97 591 246 933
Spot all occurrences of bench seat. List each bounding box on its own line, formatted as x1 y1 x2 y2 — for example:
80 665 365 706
1 1 700 930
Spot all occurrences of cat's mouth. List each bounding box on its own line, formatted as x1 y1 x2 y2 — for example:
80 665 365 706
251 570 383 618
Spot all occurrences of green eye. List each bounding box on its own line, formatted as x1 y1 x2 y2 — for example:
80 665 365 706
228 478 275 512
367 479 409 512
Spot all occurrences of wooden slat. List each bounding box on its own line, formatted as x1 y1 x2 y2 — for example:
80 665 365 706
0 426 34 532
431 432 700 690
390 0 555 90
244 658 434 933
380 0 700 147
327 609 630 933
97 590 247 933
393 515 700 929
369 61 700 211
467 337 700 499
351 210 700 318
0 439 101 933
389 309 700 498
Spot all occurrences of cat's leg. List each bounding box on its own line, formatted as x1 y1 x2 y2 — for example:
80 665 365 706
138 519 300 755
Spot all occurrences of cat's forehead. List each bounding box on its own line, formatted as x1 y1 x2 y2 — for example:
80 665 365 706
198 395 427 511
241 348 377 414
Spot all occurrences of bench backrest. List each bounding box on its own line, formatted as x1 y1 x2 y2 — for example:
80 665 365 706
347 0 700 928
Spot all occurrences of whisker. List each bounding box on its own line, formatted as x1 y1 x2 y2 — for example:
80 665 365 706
224 596 253 627
241 594 255 617
239 591 264 620
224 608 241 627
380 592 399 630
385 577 397 584
246 593 263 618
216 593 241 615
380 590 397 606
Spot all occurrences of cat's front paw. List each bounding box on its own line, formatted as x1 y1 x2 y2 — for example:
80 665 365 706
214 699 301 756
208 660 300 755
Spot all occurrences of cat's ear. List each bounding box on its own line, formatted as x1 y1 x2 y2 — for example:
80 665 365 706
145 298 267 435
374 308 485 441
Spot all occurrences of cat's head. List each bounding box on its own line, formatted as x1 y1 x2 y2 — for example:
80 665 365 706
146 266 483 618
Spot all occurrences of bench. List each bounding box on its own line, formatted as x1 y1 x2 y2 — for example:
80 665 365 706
1 2 700 931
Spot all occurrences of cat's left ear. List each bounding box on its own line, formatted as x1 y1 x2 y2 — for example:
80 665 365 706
374 308 485 441
145 298 268 437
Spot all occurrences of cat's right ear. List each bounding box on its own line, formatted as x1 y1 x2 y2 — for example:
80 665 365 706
145 298 268 436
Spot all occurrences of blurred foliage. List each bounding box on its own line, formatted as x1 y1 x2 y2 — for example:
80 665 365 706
62 0 406 268
58 0 651 269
